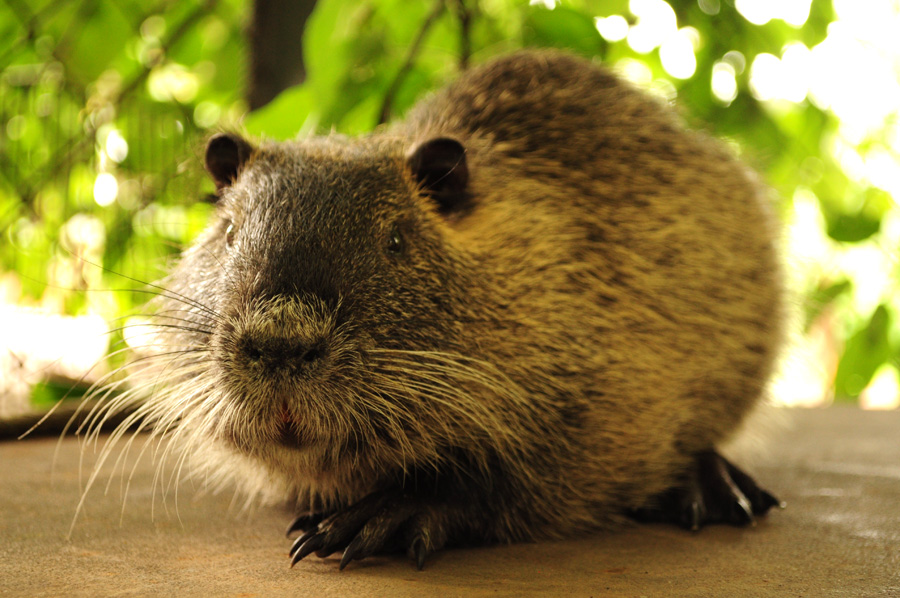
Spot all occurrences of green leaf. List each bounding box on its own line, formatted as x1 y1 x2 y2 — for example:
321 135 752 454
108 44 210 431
820 187 890 243
522 6 604 56
66 2 132 83
825 212 881 243
834 304 893 400
303 0 377 125
588 0 629 18
244 84 317 139
29 378 90 407
805 279 852 329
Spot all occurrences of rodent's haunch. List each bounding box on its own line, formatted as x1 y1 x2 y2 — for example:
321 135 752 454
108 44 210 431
129 50 784 568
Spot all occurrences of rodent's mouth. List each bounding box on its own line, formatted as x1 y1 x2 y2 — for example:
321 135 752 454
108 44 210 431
276 422 306 449
276 402 307 449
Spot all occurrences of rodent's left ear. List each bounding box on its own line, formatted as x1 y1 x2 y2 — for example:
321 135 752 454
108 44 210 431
205 133 255 192
407 137 469 213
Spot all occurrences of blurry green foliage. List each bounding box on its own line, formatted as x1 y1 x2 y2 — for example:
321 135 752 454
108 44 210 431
29 377 91 407
1 0 246 303
1 0 898 403
834 304 893 398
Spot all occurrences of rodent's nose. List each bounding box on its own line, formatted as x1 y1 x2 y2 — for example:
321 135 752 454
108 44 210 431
239 335 327 373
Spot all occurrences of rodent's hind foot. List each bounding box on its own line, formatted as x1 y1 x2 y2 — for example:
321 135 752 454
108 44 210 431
287 489 444 571
630 451 784 530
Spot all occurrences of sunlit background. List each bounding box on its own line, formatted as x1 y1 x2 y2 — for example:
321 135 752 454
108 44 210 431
588 0 900 409
1 0 899 416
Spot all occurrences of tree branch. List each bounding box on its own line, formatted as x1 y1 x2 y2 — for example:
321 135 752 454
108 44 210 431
377 0 445 125
248 0 317 110
451 0 471 71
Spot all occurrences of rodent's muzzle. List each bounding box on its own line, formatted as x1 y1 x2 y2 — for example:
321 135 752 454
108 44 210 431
210 293 349 452
237 334 328 375
216 294 342 391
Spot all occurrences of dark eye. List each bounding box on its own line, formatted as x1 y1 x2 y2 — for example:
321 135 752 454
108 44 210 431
386 224 404 254
225 221 237 247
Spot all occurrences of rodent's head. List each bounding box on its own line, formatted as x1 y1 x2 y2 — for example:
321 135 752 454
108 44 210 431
162 131 495 495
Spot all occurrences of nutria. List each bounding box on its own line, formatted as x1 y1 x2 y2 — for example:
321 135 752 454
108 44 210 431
108 49 783 570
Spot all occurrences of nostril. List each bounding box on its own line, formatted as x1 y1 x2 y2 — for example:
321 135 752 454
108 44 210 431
301 347 323 363
244 339 263 362
285 342 326 368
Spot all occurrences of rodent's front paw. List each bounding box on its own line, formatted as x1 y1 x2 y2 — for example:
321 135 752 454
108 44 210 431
287 489 445 570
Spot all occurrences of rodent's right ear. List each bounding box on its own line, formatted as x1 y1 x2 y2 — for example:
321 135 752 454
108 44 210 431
205 133 255 192
407 137 469 214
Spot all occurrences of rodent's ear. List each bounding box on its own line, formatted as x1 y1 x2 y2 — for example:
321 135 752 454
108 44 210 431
407 137 469 213
205 133 255 192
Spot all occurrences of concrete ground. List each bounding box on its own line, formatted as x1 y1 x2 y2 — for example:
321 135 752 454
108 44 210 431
1 406 898 597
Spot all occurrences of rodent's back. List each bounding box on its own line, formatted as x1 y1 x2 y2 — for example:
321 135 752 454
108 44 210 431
402 49 783 465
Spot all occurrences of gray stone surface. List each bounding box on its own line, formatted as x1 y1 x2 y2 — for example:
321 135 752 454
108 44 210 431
1 406 898 597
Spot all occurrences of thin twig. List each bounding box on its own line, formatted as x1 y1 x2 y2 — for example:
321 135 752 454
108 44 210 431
377 0 446 125
452 0 471 71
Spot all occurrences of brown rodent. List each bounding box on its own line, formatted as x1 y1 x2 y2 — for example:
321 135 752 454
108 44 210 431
120 49 784 569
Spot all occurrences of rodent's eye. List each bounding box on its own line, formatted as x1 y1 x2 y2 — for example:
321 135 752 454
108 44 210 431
386 224 404 255
225 221 237 247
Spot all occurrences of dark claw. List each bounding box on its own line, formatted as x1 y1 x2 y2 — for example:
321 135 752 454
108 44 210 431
697 451 764 526
685 499 702 531
411 536 428 571
339 536 364 571
760 490 786 511
731 492 755 526
289 528 318 557
723 459 784 514
286 512 325 537
290 533 327 566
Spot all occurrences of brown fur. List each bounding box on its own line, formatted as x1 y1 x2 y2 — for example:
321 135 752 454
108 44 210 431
109 50 783 556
